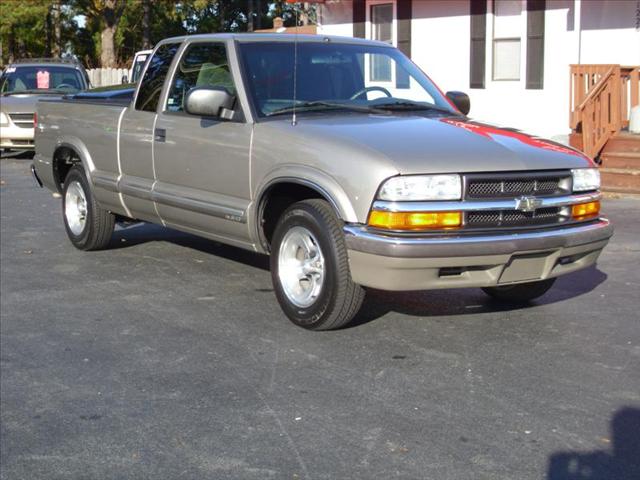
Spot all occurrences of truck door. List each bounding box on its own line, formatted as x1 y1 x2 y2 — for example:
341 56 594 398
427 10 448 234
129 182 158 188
152 40 253 245
118 43 180 223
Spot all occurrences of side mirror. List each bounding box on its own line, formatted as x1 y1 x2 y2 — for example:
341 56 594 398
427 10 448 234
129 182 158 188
121 74 129 84
185 86 235 118
446 91 470 115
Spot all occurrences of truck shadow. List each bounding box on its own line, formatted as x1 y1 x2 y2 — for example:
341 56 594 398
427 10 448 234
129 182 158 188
0 150 35 160
546 407 640 480
110 221 608 324
110 221 270 271
350 267 607 326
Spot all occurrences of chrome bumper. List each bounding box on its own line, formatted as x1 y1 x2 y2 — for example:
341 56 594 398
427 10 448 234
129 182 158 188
0 124 35 149
344 219 613 291
344 219 613 258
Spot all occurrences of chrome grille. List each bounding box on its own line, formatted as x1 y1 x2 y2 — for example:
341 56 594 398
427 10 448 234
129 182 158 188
462 171 572 229
8 113 35 129
466 207 566 228
466 174 569 199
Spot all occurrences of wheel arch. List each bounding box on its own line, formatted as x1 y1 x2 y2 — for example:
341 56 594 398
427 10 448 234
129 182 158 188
52 139 95 193
254 174 357 253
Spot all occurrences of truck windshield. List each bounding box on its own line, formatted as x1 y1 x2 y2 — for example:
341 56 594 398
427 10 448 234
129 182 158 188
238 41 457 118
0 66 86 95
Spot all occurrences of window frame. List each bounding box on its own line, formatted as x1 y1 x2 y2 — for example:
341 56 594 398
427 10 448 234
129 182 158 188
159 39 244 122
491 0 524 82
492 37 522 81
133 41 182 113
470 0 488 89
163 41 237 115
365 0 396 85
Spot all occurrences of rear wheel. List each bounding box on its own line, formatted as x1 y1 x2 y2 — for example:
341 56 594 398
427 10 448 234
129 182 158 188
482 278 556 303
270 199 365 330
62 165 115 250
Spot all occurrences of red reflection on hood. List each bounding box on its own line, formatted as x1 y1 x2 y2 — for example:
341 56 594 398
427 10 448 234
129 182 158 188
440 118 593 164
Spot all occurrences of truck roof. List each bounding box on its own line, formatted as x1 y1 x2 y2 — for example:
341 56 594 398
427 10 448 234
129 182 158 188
5 58 85 70
157 33 391 48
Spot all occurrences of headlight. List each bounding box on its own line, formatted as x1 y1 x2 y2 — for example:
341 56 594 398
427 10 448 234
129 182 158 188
572 168 600 192
0 112 8 125
378 174 462 201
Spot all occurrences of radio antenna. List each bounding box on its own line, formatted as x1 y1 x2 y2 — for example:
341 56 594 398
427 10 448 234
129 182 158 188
291 5 299 126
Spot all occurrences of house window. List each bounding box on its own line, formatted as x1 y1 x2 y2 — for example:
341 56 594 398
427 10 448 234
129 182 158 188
492 0 522 81
370 3 393 81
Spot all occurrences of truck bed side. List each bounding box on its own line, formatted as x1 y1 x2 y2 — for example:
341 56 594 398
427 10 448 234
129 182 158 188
34 96 129 216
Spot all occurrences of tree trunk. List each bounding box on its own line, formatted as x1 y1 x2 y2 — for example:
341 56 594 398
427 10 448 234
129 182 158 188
100 0 122 67
52 0 61 58
300 2 310 26
18 39 27 59
8 26 15 63
218 3 226 32
247 0 254 32
101 25 117 67
142 0 151 49
255 0 262 29
45 8 52 57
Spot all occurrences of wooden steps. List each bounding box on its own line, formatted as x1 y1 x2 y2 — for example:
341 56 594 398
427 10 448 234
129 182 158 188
599 133 640 194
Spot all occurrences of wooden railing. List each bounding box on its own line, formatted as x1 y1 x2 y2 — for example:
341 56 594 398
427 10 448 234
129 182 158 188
570 64 640 159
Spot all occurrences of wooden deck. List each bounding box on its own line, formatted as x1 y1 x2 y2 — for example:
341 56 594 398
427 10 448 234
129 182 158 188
569 65 640 194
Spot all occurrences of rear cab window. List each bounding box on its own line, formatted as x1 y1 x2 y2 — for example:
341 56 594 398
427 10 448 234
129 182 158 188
0 66 86 94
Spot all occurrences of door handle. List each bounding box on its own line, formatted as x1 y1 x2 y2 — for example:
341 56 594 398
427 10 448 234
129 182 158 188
154 128 166 142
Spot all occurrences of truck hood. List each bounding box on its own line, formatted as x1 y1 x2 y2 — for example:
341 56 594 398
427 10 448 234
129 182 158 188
268 114 593 174
0 93 60 114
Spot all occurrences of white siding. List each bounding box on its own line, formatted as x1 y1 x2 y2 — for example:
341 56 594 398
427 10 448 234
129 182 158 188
318 0 640 139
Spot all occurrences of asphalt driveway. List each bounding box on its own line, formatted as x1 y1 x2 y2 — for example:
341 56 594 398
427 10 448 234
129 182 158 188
1 154 639 479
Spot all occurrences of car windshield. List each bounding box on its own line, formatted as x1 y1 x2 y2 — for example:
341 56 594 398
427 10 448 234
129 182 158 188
0 66 86 94
238 41 457 118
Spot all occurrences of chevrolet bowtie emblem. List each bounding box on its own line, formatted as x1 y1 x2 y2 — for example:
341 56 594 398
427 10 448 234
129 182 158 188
515 196 543 212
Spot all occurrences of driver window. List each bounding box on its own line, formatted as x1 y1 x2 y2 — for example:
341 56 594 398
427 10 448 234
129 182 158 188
166 42 236 113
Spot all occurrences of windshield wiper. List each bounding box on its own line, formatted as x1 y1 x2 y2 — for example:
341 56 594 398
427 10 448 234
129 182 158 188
374 100 457 115
266 101 389 117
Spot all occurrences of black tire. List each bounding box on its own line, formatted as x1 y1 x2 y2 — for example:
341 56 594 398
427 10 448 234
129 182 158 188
482 278 556 303
62 165 115 251
270 199 365 330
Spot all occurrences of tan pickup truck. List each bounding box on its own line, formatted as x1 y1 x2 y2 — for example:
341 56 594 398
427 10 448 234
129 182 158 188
32 34 613 330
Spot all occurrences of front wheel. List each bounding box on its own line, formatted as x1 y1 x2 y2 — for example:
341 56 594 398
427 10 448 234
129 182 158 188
62 165 115 251
481 278 556 303
270 199 365 330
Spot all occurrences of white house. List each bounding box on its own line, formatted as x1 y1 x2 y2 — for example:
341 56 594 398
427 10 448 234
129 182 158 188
317 0 640 141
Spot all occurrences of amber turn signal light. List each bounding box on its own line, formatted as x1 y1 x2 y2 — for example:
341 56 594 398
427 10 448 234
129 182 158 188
571 201 600 220
368 210 462 230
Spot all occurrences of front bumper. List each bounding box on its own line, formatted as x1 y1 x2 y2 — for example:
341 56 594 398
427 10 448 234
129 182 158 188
344 219 613 291
0 124 35 149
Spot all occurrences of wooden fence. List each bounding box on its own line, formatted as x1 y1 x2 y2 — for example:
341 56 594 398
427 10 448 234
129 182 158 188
87 68 131 88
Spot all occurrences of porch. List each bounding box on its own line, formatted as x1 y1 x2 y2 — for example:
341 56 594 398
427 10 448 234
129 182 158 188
569 64 640 194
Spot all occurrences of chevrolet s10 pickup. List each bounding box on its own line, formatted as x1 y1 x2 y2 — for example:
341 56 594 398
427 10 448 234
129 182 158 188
32 34 613 330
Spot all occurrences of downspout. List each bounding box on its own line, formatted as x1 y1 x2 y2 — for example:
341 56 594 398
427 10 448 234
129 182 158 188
576 0 582 64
